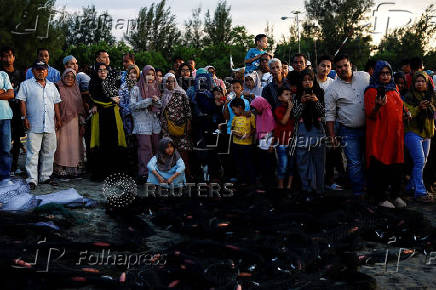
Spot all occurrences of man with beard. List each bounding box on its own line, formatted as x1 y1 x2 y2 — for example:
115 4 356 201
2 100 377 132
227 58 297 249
0 47 25 176
325 54 370 197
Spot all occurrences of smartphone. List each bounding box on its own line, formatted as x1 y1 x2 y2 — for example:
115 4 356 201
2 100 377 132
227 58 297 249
304 88 313 95
376 86 385 100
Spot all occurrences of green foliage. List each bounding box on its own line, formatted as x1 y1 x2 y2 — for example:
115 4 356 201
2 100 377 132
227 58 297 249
373 4 436 70
203 0 233 46
125 0 181 57
304 0 374 68
424 50 436 71
60 5 115 47
229 26 255 49
184 7 204 48
0 0 65 70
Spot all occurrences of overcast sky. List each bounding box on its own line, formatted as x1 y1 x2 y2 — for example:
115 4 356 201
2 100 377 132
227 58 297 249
56 0 434 45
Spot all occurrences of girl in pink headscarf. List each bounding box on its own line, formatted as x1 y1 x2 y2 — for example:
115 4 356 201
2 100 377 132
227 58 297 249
129 65 162 183
250 96 276 192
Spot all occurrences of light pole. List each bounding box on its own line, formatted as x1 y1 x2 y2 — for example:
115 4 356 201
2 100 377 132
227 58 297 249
281 10 302 55
292 11 302 54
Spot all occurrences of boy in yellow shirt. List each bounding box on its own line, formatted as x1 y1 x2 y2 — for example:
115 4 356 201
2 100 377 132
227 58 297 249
230 98 256 187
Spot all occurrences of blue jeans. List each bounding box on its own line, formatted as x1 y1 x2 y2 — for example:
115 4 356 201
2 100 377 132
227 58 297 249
337 125 365 195
276 145 295 179
0 119 12 180
404 132 431 196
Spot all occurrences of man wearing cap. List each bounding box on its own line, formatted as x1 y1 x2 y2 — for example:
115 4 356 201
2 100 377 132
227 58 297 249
0 63 14 186
17 60 62 190
25 48 60 83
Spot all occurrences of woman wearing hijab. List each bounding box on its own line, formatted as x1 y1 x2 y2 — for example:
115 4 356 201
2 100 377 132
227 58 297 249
292 69 326 200
250 96 276 191
119 64 140 136
129 65 162 183
54 69 86 177
364 60 407 208
403 71 436 202
118 64 140 176
89 63 127 180
88 63 127 180
147 137 186 188
160 73 193 178
243 72 262 102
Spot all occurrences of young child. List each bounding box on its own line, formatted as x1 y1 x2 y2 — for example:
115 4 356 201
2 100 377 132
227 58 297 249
130 65 162 183
244 34 268 74
223 80 250 134
250 96 276 191
222 80 250 182
230 98 256 187
273 87 295 191
147 137 186 188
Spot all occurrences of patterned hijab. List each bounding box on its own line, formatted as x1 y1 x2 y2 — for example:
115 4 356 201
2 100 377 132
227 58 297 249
157 137 181 172
125 64 140 90
88 63 117 103
366 60 397 93
161 73 186 110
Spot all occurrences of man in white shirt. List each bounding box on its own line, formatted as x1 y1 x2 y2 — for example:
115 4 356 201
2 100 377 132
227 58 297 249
325 54 370 196
316 55 335 90
317 55 343 191
17 61 62 190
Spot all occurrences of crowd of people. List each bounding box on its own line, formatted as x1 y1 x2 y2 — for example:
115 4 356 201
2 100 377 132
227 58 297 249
1 33 436 208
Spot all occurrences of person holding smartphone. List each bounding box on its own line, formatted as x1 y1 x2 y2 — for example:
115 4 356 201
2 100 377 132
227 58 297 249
364 60 407 208
292 69 326 201
403 71 436 203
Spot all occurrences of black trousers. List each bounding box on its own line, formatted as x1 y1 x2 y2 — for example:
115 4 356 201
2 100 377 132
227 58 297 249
367 157 403 202
325 146 346 185
232 143 255 184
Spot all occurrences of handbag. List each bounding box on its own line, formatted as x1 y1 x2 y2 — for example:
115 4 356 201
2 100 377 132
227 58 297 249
165 110 185 136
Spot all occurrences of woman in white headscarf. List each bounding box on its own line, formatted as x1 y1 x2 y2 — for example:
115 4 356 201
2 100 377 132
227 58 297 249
243 72 262 102
160 72 193 179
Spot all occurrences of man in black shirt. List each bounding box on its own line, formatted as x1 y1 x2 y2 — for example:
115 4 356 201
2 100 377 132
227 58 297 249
1 47 25 174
